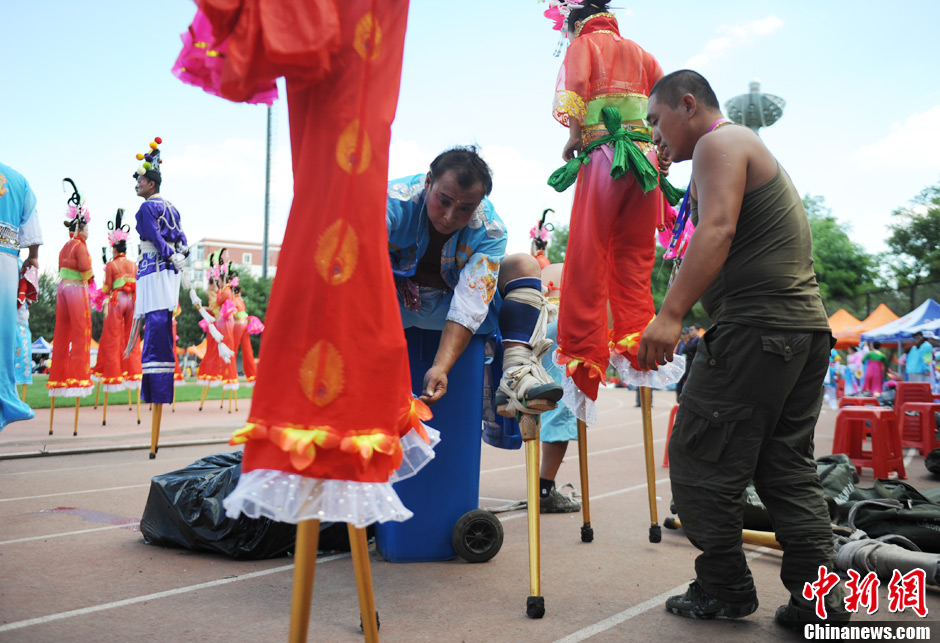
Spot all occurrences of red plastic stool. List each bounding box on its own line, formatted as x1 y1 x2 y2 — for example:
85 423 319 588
832 407 906 480
839 396 879 408
899 402 940 456
663 404 679 467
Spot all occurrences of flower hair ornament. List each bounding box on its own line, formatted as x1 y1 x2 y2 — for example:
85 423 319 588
62 177 90 228
107 208 131 247
133 137 164 181
530 208 554 250
540 0 584 55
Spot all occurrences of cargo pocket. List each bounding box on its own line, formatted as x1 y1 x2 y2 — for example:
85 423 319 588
760 333 811 362
674 395 753 463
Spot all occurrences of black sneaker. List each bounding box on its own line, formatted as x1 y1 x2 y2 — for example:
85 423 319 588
540 488 581 514
665 580 758 620
774 604 851 631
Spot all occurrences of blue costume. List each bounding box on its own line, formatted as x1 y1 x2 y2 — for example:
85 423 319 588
0 162 42 430
134 196 186 404
387 174 506 335
387 174 528 448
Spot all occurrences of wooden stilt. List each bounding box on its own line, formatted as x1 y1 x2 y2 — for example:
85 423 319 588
94 382 100 409
172 385 176 413
149 403 163 459
102 392 109 425
199 383 208 411
348 524 379 642
220 387 226 409
640 387 660 543
234 387 238 412
228 388 233 414
520 413 545 619
21 384 27 402
288 519 321 643
49 396 55 435
73 397 80 436
137 389 142 425
576 418 593 542
127 388 132 410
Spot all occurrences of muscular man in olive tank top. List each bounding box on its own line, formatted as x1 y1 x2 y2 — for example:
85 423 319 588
639 70 849 630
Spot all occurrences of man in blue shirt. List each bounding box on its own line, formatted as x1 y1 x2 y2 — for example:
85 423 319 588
387 147 561 416
906 331 934 383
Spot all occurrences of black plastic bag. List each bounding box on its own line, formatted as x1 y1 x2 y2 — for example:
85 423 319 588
140 452 297 559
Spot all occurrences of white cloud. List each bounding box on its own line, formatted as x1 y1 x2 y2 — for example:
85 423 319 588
684 15 785 69
853 105 940 173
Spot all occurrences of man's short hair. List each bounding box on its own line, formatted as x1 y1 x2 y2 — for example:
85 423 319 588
650 70 721 111
429 146 493 196
681 326 690 335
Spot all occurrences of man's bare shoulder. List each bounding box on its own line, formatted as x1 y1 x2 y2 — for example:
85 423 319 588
692 126 776 189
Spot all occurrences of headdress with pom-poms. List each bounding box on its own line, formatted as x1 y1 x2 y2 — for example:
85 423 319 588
530 208 555 252
62 178 90 230
133 137 164 182
107 208 131 248
539 0 584 56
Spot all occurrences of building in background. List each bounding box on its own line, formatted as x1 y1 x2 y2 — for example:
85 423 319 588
183 238 281 290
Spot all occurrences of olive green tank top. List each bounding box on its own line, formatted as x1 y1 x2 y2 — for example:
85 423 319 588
690 163 830 331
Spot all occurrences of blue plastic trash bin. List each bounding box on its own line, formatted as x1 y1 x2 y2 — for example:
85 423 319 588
375 327 484 562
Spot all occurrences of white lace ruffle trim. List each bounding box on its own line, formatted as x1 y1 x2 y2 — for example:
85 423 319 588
223 424 440 528
48 386 95 398
609 353 686 389
562 376 597 426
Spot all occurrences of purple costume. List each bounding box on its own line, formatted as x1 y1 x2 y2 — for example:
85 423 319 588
134 196 187 404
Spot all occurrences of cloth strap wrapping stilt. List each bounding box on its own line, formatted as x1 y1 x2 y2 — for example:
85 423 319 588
498 283 556 416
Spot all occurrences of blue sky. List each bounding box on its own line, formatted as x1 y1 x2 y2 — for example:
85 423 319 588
2 1 939 278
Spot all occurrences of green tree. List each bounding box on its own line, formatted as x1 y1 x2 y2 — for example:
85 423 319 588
885 182 940 289
546 225 569 264
29 270 58 343
802 195 877 301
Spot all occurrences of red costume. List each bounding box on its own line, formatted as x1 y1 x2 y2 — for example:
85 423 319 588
176 0 433 526
48 231 95 397
232 286 259 385
551 12 678 404
215 282 239 390
196 281 221 388
92 253 137 392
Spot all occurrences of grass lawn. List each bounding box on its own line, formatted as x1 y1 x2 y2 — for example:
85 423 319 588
21 375 254 409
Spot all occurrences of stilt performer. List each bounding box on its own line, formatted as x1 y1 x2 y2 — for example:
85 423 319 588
130 140 189 458
196 259 221 409
0 161 42 432
93 209 138 425
230 272 262 387
215 256 239 411
173 3 436 640
47 179 95 436
541 0 684 543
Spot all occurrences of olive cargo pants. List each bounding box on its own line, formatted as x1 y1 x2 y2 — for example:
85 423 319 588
669 323 847 620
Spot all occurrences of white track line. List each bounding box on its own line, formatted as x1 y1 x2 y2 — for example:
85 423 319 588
0 552 350 634
0 455 202 476
0 523 139 546
0 484 149 502
498 477 671 522
552 548 771 642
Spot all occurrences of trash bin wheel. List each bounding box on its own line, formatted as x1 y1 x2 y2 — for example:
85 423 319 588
452 509 503 563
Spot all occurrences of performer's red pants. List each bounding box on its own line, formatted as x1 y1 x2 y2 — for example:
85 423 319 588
557 144 662 400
